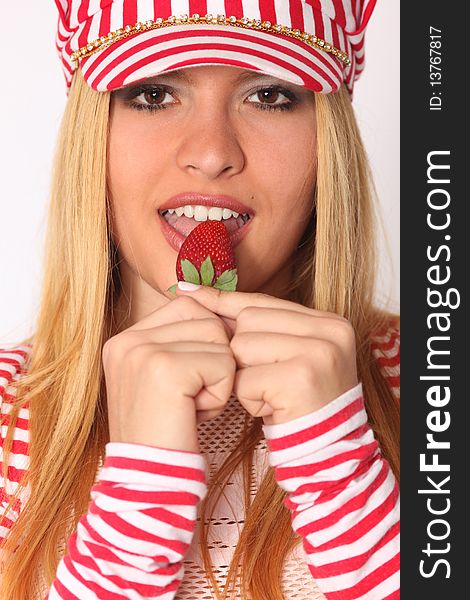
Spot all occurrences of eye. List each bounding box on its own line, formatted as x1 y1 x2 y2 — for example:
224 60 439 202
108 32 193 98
126 86 176 111
246 86 296 111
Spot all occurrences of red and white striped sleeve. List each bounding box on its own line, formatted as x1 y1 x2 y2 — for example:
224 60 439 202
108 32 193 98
262 383 400 599
1 346 209 598
46 442 208 599
371 325 400 404
0 346 31 543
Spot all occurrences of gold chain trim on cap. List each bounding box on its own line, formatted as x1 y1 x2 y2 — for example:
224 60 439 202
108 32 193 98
71 14 350 67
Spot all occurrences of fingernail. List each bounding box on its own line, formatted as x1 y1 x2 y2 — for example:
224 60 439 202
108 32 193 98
178 281 202 291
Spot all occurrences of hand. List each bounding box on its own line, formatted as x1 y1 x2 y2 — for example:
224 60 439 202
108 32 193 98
176 286 358 426
102 296 237 452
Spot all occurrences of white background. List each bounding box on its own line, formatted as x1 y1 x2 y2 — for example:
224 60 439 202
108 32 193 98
0 2 399 345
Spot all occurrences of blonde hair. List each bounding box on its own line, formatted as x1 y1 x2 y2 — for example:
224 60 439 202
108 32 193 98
1 70 399 599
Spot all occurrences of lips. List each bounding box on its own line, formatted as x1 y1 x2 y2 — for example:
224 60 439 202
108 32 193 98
159 193 255 216
157 193 254 252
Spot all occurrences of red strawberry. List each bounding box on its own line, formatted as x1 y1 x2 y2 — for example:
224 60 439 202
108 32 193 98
168 221 238 293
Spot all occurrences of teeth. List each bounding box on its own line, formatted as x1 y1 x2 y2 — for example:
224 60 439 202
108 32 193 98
208 207 223 221
163 204 247 222
194 205 208 222
222 207 238 219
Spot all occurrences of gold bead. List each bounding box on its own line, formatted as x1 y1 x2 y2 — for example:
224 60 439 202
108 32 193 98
71 14 350 67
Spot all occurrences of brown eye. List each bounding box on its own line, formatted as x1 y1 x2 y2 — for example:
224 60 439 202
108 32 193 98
246 86 296 111
127 86 176 111
142 88 167 105
257 89 282 104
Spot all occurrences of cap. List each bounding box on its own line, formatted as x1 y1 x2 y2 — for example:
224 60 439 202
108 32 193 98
55 0 377 94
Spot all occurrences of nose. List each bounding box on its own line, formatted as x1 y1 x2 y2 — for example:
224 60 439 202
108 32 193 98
175 104 246 180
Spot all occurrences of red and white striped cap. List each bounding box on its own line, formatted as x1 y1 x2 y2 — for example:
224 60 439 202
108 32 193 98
55 0 377 94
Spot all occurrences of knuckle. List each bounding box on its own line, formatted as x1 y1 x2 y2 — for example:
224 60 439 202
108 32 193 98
102 333 132 364
102 338 114 363
206 317 230 343
221 351 237 373
237 307 259 329
149 349 175 370
333 319 356 352
318 339 342 370
230 331 250 352
126 342 156 368
293 356 316 386
253 292 270 302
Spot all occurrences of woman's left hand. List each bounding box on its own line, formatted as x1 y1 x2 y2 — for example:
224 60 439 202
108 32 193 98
175 286 358 425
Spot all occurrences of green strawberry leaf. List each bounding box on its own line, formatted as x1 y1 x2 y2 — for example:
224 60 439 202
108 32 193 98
214 272 238 292
214 269 238 286
181 259 201 285
200 256 215 287
166 284 178 294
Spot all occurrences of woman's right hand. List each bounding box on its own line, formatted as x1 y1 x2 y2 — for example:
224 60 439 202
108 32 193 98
102 295 237 453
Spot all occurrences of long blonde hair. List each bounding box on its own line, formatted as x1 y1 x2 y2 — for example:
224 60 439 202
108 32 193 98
1 70 399 599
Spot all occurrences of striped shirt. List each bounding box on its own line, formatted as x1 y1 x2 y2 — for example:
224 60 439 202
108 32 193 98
1 326 400 599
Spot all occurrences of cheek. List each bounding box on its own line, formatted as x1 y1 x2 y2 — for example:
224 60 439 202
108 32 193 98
260 128 316 226
108 126 148 200
107 108 169 203
253 110 316 183
107 120 157 250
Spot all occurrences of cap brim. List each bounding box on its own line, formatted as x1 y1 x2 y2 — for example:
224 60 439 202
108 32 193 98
79 25 344 93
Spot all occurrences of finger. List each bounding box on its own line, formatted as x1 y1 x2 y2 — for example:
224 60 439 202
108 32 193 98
128 318 231 345
158 350 236 407
234 307 353 338
234 361 327 422
218 316 237 336
127 295 225 331
231 332 335 367
155 341 232 354
193 387 229 412
175 285 344 322
232 365 275 418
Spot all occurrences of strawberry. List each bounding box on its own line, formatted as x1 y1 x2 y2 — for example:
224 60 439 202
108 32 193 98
167 220 238 293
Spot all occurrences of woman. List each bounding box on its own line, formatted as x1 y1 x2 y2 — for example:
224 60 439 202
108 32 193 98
0 1 399 599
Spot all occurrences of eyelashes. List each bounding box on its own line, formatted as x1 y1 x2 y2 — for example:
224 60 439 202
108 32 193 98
118 84 298 114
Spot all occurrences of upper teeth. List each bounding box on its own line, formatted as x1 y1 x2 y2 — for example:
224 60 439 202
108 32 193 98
163 205 247 222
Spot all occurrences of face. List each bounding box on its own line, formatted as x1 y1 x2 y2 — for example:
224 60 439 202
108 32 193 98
108 65 317 322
